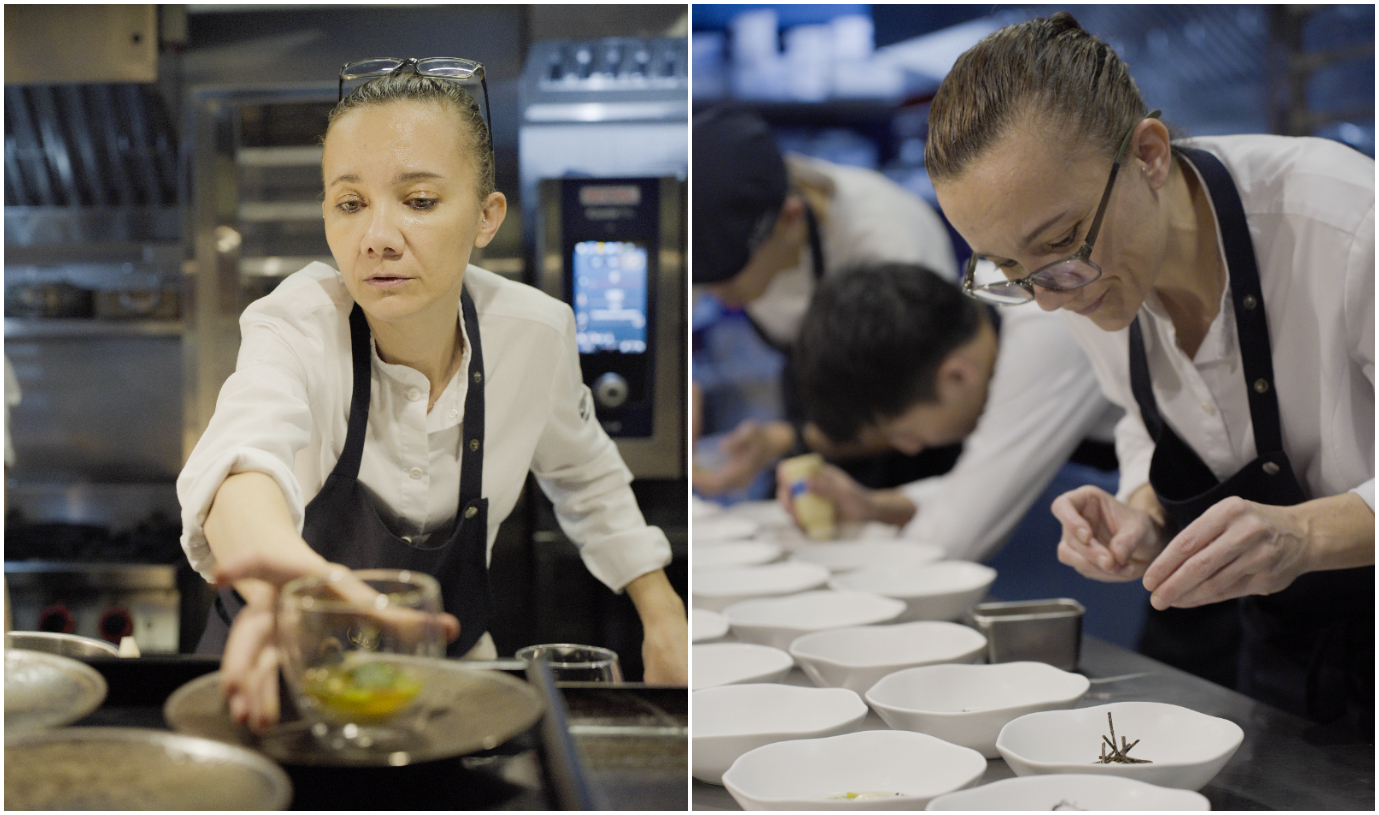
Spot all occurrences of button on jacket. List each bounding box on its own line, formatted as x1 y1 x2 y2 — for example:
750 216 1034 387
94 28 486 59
1063 134 1375 511
177 262 672 592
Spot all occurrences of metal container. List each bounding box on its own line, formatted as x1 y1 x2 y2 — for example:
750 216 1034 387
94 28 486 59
968 598 1086 671
7 630 120 658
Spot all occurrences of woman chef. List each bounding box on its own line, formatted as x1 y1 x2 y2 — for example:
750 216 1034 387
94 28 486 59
177 59 688 729
924 14 1372 733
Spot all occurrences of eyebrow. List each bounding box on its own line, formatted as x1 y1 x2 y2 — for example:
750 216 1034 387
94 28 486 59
326 170 444 188
977 208 1075 264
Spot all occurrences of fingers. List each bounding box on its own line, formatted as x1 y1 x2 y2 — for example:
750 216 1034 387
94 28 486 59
213 550 334 589
245 643 281 732
1143 499 1241 592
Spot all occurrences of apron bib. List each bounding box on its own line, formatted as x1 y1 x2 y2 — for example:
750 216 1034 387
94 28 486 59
1129 147 1373 727
198 289 496 658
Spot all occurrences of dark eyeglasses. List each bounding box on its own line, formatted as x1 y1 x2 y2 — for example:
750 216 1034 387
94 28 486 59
962 110 1162 305
338 57 493 165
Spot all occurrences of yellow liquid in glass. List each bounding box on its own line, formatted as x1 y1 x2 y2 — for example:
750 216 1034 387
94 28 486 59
304 659 422 723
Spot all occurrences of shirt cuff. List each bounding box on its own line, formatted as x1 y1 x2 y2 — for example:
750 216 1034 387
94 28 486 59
575 526 673 593
1351 479 1375 512
176 449 305 581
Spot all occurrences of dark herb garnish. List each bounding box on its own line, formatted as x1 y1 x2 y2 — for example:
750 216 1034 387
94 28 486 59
1093 712 1152 764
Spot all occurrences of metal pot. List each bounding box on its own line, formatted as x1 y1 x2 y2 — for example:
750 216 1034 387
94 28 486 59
7 630 120 658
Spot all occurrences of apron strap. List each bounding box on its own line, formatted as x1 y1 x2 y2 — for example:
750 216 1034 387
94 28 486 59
458 287 485 507
337 304 373 479
1177 147 1287 456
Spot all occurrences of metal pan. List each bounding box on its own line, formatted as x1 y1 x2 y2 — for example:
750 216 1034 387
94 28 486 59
7 630 120 659
164 660 545 767
4 726 292 810
4 648 108 737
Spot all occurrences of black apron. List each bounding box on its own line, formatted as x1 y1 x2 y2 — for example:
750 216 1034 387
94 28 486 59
1128 147 1373 729
197 289 495 659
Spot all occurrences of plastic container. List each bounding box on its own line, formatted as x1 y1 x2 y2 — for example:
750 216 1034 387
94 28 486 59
778 454 835 540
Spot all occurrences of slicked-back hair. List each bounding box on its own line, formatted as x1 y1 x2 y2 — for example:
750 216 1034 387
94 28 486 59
925 11 1148 184
795 263 982 442
325 71 494 202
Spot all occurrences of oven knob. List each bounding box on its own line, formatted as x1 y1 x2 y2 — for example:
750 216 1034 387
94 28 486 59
594 373 629 409
38 603 74 634
99 606 134 644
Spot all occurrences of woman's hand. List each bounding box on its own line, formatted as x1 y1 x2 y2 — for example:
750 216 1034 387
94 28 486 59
624 569 688 685
1142 493 1375 610
213 552 459 731
692 419 795 496
1052 485 1167 581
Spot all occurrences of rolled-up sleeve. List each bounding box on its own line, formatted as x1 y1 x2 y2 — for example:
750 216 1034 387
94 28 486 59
176 314 318 580
528 308 672 591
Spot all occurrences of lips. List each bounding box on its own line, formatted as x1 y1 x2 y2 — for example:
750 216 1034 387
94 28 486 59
365 273 413 289
1072 290 1107 316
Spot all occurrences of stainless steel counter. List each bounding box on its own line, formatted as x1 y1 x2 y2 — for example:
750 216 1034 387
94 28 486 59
693 636 1374 810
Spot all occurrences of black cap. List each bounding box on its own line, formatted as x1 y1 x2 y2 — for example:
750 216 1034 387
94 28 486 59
692 108 788 284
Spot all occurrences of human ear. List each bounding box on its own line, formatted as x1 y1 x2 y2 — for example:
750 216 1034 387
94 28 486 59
1133 118 1173 189
474 192 508 248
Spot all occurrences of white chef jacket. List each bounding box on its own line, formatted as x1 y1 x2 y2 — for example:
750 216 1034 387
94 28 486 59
177 262 672 591
899 304 1119 561
1062 134 1375 511
745 154 958 347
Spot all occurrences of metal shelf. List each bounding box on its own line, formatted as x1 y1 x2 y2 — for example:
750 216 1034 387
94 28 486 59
4 318 182 340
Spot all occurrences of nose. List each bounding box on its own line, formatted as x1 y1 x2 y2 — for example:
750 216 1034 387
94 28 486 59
362 205 403 260
1032 285 1076 312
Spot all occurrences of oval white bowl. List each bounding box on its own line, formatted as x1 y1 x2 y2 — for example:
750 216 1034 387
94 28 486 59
695 541 783 572
693 562 832 613
925 773 1211 810
693 642 795 690
693 496 723 519
692 608 730 642
829 560 996 621
723 729 987 811
996 701 1245 790
693 684 868 785
694 515 760 543
790 541 945 573
865 661 1091 758
725 590 908 651
723 500 795 530
788 621 988 695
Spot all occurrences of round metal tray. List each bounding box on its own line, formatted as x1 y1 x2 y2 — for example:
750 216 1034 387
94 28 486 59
8 630 121 658
4 726 293 810
4 649 108 737
164 659 545 767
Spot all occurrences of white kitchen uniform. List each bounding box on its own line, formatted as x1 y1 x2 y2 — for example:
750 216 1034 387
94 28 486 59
745 154 959 347
1062 134 1374 511
178 262 672 591
898 305 1118 561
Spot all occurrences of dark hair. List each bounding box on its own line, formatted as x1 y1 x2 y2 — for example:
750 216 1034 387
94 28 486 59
926 11 1148 183
795 263 983 442
325 71 494 201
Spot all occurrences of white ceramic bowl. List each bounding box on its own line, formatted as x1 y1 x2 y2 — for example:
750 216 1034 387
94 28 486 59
829 561 996 621
925 773 1211 810
724 590 908 651
693 515 761 543
723 729 987 810
790 541 945 573
692 608 730 642
788 621 987 695
693 684 868 785
693 562 832 613
695 541 783 572
723 500 795 530
693 496 723 519
865 662 1091 758
693 642 794 690
997 701 1245 790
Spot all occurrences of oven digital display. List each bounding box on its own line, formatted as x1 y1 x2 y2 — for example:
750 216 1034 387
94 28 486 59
573 240 648 354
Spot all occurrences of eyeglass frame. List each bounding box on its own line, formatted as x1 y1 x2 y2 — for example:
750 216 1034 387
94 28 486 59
961 110 1162 304
337 57 494 174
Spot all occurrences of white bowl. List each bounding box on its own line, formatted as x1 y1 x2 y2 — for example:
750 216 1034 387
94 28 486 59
695 541 783 572
724 590 908 651
996 701 1244 790
790 541 945 573
723 500 794 530
693 496 723 519
693 562 831 613
694 515 760 543
788 621 987 695
693 642 794 690
692 608 730 642
925 773 1211 810
723 729 987 810
693 684 868 785
865 662 1090 758
829 561 996 621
